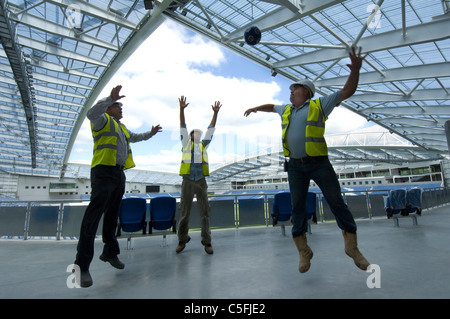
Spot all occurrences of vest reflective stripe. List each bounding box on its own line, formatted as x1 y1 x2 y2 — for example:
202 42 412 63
281 105 293 157
91 114 135 169
179 141 209 176
281 99 328 157
305 99 327 156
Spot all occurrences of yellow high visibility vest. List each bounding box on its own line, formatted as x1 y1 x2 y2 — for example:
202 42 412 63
281 98 328 157
179 141 209 176
91 114 135 169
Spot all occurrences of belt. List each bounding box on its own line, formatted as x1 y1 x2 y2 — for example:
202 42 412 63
290 156 328 163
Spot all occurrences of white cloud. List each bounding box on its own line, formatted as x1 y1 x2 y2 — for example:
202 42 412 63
70 20 285 173
325 107 368 134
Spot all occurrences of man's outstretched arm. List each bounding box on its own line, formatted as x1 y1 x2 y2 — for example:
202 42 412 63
338 47 365 104
243 104 275 117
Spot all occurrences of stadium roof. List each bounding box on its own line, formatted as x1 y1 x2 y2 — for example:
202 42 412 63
59 132 444 185
1 0 450 178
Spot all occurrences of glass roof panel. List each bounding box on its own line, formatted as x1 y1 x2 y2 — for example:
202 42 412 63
0 0 449 182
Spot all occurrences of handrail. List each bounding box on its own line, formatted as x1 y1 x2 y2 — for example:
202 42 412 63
1 187 449 240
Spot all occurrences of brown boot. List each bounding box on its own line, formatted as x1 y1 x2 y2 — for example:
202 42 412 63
293 234 313 273
342 230 370 270
176 236 191 253
204 244 214 255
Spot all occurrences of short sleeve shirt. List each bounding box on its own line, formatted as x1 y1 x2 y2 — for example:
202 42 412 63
274 90 342 158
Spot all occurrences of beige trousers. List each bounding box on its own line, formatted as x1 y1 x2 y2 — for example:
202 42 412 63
178 177 211 245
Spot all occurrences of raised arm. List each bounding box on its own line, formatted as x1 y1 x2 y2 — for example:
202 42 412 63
110 85 125 102
210 101 222 127
338 46 365 104
87 85 126 128
179 95 189 126
244 104 275 117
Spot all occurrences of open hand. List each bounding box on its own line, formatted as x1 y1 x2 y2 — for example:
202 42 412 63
347 46 365 71
110 85 125 101
150 124 162 137
244 107 256 117
212 101 222 113
179 96 189 110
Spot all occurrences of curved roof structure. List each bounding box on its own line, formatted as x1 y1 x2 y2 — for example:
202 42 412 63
1 0 450 178
209 131 445 182
60 132 444 185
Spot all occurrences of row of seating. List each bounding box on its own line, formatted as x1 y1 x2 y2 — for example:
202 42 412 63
118 192 317 245
116 196 177 248
117 189 421 248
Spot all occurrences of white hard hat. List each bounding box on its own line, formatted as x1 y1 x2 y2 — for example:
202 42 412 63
289 79 315 98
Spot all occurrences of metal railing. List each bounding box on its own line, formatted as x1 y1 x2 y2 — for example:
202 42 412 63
1 187 449 240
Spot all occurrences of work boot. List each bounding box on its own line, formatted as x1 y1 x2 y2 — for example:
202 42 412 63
79 270 93 288
176 236 191 253
204 244 214 255
293 233 313 273
342 230 370 271
99 254 125 269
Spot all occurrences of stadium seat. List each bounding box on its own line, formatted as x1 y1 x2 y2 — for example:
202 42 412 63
272 191 316 235
385 189 420 227
149 196 177 246
117 197 147 249
406 188 422 216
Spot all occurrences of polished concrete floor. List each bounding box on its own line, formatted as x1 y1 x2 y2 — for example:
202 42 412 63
1 205 449 300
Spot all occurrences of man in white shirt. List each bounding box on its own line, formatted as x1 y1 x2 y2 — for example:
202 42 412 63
177 96 221 255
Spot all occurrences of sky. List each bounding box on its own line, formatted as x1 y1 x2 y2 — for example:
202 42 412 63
69 19 380 174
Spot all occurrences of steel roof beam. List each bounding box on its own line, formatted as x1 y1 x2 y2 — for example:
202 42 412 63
28 59 101 80
361 105 450 116
274 16 450 67
223 0 345 42
18 37 108 67
0 0 37 167
46 0 137 30
348 88 450 102
315 62 450 87
10 11 118 51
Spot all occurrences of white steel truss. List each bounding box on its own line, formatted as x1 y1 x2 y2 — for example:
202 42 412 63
0 0 449 179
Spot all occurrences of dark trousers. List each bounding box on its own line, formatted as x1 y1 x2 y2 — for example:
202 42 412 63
75 165 125 271
288 157 357 237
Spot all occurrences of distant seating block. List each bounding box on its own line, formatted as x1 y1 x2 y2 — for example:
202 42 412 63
385 188 422 227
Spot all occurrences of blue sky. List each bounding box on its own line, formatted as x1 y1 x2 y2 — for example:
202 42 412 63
69 19 375 173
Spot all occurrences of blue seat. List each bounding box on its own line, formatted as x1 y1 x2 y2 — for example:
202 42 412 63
385 189 407 217
406 188 422 215
117 197 147 249
272 191 316 235
149 196 177 234
385 189 420 227
306 192 317 222
272 192 292 226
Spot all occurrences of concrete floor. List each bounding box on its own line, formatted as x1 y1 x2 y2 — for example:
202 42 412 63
1 205 449 300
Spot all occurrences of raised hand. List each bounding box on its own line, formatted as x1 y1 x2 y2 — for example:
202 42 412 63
347 46 365 72
179 96 189 110
150 124 162 137
110 85 125 101
212 101 222 113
